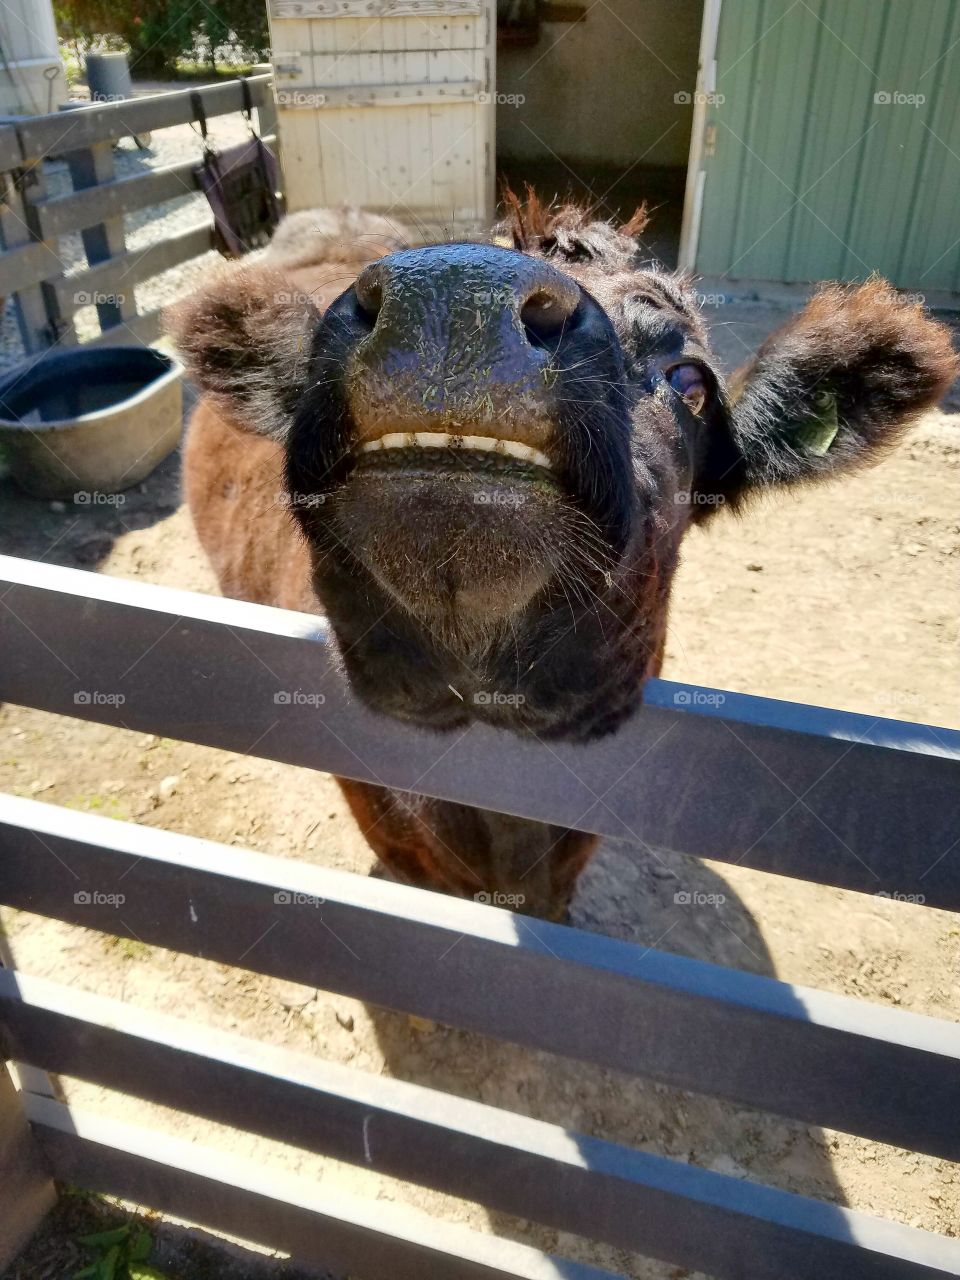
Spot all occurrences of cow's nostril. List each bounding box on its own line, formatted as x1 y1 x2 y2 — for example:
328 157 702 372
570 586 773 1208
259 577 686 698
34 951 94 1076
520 287 579 341
354 265 384 322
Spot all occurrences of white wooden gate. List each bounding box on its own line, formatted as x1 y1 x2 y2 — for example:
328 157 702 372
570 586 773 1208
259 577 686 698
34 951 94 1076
268 0 495 233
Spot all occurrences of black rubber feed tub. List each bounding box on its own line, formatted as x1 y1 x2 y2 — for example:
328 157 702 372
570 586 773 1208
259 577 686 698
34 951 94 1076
0 346 183 499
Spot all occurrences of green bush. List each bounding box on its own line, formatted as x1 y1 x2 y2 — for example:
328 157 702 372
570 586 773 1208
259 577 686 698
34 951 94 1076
55 0 270 77
196 0 272 63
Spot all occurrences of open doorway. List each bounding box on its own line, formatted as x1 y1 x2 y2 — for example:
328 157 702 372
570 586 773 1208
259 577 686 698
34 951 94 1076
494 0 705 267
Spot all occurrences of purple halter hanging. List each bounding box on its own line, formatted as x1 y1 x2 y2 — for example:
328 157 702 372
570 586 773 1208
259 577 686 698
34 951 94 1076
192 79 282 257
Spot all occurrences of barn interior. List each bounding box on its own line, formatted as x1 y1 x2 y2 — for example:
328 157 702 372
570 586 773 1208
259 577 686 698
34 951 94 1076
495 0 704 266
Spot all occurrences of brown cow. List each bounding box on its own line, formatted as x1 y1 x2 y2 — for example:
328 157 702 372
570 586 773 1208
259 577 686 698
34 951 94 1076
169 198 957 920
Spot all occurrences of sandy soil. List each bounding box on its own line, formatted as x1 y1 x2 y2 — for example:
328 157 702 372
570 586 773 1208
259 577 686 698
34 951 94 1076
1 302 958 1278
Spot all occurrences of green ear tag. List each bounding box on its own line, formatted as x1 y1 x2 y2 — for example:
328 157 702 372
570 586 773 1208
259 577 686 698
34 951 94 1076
793 389 839 456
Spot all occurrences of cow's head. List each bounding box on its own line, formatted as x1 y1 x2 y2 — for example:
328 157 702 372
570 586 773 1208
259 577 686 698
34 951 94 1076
170 198 957 741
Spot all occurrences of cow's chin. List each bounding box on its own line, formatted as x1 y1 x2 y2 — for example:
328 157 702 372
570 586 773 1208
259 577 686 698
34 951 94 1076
329 452 567 651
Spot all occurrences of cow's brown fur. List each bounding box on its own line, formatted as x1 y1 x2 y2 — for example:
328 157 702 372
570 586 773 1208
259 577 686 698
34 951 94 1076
182 211 400 612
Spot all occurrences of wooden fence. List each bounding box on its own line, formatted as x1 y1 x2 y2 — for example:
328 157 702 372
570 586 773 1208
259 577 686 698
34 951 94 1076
0 74 278 357
0 552 959 1278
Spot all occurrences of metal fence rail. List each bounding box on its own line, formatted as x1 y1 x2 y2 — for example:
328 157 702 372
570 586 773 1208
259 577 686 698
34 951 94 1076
0 552 959 1278
2 553 958 907
0 74 278 355
3 974 959 1280
29 1096 616 1280
2 792 959 1161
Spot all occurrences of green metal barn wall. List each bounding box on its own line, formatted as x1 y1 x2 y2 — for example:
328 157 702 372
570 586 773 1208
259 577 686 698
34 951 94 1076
695 0 960 290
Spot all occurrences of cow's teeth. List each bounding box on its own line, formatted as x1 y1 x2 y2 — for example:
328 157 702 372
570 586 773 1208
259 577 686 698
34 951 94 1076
359 431 552 471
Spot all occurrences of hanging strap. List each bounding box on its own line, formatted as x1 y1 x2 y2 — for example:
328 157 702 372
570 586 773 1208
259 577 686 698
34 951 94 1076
239 75 259 137
190 90 209 146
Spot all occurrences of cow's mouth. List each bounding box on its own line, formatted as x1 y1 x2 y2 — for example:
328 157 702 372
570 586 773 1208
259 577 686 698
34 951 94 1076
357 430 554 473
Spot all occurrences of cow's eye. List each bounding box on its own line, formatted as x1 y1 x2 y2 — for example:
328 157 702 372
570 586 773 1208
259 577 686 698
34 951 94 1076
667 363 708 416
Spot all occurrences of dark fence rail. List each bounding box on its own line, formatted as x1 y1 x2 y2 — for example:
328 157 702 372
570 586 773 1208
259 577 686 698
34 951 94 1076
3 792 960 1163
0 74 278 355
2 553 958 907
28 1096 614 1280
3 801 960 1278
1 553 959 1279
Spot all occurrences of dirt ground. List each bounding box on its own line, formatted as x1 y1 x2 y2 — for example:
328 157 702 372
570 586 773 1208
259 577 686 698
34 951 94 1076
1 299 959 1278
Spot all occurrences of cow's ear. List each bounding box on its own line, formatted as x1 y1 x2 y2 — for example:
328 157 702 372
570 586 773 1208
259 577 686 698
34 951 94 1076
166 264 320 442
698 280 957 504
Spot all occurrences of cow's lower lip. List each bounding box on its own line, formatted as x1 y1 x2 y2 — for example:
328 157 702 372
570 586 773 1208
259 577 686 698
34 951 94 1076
330 458 567 637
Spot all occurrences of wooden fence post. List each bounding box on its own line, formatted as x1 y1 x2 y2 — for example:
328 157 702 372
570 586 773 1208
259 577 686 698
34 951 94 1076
0 1061 56 1268
0 918 57 1265
0 121 73 353
63 140 140 337
254 74 284 210
255 69 279 143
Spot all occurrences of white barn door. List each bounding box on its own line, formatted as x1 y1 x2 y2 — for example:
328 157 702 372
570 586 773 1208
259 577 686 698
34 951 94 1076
268 0 495 233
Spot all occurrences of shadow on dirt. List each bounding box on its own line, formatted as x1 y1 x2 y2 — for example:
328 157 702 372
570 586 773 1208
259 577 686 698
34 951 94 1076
367 841 850 1279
